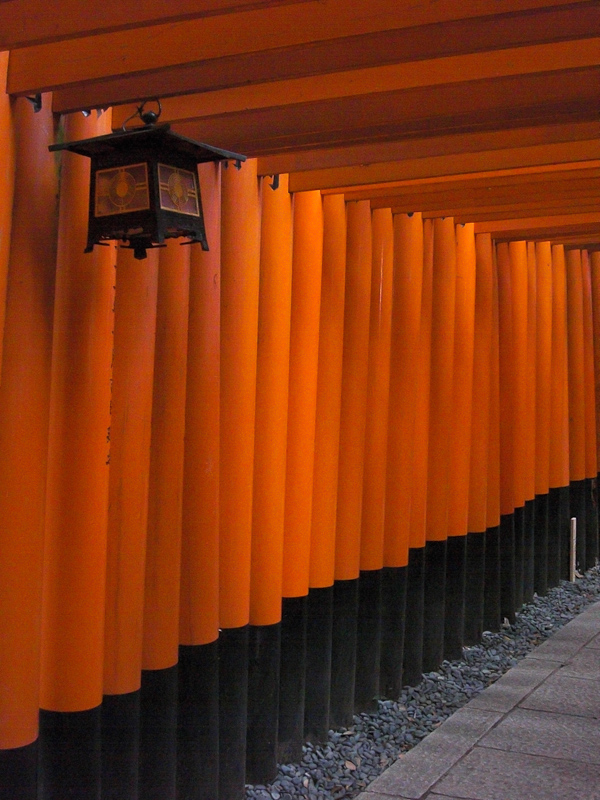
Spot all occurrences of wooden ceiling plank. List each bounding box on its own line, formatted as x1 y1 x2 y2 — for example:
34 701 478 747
7 0 592 95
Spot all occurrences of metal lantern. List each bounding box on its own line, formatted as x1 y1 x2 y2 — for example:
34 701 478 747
49 104 246 259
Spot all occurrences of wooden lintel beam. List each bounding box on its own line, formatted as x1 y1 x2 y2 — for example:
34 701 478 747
428 202 600 223
288 140 600 192
473 212 600 241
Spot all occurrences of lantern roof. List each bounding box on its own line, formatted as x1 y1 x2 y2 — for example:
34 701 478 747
49 122 246 165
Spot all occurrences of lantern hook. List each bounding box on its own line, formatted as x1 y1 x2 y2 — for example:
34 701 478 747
25 93 42 113
121 99 162 132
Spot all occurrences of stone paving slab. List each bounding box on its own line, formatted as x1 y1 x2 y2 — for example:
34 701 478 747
519 672 600 717
434 747 600 800
560 647 600 680
467 659 557 713
478 707 600 764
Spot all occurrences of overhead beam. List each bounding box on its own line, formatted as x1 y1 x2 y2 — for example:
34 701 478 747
473 212 600 241
7 0 595 101
287 139 600 192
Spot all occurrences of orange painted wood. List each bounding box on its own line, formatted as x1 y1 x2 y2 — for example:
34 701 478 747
426 217 456 542
282 190 323 598
259 120 600 178
566 249 587 483
309 194 346 589
496 241 515 516
591 251 600 470
409 217 433 550
467 233 493 534
549 245 570 490
360 207 393 571
525 242 537 503
384 213 423 564
0 51 15 379
508 241 529 509
180 162 221 646
142 241 191 671
486 244 501 530
0 94 56 749
40 110 115 712
10 0 581 95
219 158 261 629
447 223 476 537
534 242 553 496
104 246 159 695
52 2 600 112
335 200 372 580
580 250 598 480
250 173 292 624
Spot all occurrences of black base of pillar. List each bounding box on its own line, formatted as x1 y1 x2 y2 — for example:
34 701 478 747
570 479 587 571
355 570 381 713
422 540 447 673
140 665 178 800
523 499 535 603
585 477 598 569
380 566 407 699
464 532 485 646
218 626 248 800
534 494 549 597
558 485 571 581
403 548 425 686
443 536 466 662
513 505 525 611
246 623 281 785
499 513 516 624
0 740 38 800
39 706 101 800
278 597 307 763
330 579 358 729
177 641 219 800
304 586 333 743
101 691 140 800
483 525 502 632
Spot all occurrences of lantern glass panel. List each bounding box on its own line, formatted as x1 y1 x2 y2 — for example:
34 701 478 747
95 163 150 217
158 164 200 217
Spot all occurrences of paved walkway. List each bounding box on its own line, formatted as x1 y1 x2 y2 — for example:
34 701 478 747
357 600 600 800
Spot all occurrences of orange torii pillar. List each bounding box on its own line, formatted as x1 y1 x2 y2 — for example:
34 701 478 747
423 217 456 673
383 212 423 692
0 52 15 378
497 242 517 622
508 241 529 612
444 223 476 661
140 241 191 800
484 241 503 632
306 194 346 741
178 162 221 800
591 251 600 549
278 190 322 762
581 250 598 568
534 242 553 593
523 243 537 602
566 248 587 569
246 174 292 783
102 246 159 800
464 233 494 644
403 216 433 685
219 159 261 800
39 110 114 799
357 207 393 709
331 200 371 727
549 245 571 579
0 92 55 800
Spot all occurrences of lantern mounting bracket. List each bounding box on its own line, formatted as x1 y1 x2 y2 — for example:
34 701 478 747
26 93 42 112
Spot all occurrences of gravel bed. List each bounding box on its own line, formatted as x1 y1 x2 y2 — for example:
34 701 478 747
245 566 600 800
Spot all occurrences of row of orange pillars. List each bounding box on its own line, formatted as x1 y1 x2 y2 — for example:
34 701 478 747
0 76 599 800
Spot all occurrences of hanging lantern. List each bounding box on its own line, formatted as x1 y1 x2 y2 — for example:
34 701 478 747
49 101 246 259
